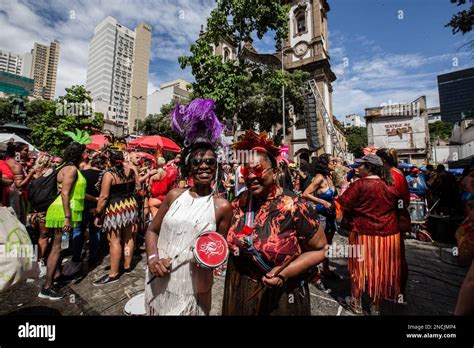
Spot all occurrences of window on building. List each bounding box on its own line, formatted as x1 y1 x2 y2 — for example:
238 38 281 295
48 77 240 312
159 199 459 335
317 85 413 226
223 47 231 61
296 11 306 33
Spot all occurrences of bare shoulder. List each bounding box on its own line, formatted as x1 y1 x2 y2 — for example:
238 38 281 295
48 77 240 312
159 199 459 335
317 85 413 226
214 196 232 213
312 174 324 183
9 162 23 175
166 187 187 203
62 165 78 176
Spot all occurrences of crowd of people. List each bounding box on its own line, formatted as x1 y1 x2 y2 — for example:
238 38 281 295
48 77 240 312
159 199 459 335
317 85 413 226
0 98 473 316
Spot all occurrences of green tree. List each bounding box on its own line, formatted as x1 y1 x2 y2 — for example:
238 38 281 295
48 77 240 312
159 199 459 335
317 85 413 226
31 85 104 155
345 126 368 158
0 97 13 122
446 0 474 34
429 121 453 141
25 99 56 127
179 0 307 134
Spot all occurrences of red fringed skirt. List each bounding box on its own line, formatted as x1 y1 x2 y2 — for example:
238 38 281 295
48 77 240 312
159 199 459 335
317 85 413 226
348 231 401 304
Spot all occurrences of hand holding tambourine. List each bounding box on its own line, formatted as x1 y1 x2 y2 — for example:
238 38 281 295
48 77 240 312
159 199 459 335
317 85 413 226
147 230 229 284
148 257 172 278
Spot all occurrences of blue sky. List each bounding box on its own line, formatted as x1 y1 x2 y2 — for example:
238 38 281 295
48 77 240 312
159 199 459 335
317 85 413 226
0 0 472 119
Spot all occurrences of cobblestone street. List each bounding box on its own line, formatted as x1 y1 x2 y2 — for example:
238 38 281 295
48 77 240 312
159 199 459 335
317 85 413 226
0 234 467 316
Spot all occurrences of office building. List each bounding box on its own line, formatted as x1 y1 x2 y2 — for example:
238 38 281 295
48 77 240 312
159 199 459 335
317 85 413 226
437 67 474 123
86 17 152 131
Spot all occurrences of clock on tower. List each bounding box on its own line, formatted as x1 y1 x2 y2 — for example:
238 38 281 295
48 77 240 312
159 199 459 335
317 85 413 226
281 0 337 157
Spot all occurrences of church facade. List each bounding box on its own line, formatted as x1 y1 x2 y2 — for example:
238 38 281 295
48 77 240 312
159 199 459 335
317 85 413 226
212 0 348 161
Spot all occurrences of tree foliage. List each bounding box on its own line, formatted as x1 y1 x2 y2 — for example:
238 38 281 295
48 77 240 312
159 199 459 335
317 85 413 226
178 0 309 134
429 120 453 141
30 85 104 156
446 0 474 35
345 126 368 158
0 97 13 122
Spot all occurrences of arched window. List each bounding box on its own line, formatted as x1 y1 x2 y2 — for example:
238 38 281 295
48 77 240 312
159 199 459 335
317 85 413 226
296 11 306 33
223 47 231 61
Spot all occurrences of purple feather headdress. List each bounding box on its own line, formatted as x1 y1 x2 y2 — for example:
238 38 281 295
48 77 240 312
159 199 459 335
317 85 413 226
171 98 225 148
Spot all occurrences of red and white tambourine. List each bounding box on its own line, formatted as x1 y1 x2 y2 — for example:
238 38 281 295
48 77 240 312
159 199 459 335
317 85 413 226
193 231 229 269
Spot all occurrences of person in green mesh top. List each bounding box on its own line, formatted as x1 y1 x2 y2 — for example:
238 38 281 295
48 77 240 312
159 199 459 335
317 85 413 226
39 134 88 300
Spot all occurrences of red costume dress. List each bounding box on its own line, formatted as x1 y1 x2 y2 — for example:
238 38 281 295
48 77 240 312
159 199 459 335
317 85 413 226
337 177 402 305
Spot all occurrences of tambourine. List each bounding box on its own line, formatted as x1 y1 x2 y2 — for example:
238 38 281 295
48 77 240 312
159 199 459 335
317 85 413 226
147 229 228 284
193 231 229 269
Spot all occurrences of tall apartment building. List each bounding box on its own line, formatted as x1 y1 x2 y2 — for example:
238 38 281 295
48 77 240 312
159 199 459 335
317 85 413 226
129 23 152 132
0 50 23 75
28 40 60 100
86 17 152 131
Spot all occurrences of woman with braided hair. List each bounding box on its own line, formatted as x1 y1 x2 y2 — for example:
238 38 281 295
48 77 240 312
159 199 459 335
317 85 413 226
93 149 139 285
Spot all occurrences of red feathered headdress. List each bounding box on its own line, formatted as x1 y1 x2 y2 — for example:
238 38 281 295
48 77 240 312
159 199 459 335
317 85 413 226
233 130 280 158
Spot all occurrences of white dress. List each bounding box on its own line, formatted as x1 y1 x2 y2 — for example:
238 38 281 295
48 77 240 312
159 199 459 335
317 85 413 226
145 189 216 315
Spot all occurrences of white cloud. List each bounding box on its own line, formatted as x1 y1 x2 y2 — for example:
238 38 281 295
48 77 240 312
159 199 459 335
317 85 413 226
330 32 472 121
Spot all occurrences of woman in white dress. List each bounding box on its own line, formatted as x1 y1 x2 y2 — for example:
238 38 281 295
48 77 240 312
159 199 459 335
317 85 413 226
144 99 232 315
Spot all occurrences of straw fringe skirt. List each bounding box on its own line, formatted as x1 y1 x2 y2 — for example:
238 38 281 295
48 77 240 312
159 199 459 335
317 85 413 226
348 232 401 304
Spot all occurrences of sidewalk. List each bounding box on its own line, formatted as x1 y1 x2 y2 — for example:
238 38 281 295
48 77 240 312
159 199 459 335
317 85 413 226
0 235 467 316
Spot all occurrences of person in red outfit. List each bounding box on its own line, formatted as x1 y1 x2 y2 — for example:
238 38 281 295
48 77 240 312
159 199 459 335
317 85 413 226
148 157 170 218
377 148 410 302
337 154 402 315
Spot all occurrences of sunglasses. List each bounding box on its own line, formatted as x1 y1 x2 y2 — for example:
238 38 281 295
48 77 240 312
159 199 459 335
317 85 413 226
191 158 217 167
240 164 273 178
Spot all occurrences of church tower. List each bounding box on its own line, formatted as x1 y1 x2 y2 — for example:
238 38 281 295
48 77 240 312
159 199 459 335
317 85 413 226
282 0 337 157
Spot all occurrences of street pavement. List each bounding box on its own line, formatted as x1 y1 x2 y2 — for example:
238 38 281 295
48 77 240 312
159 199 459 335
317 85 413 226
0 234 467 316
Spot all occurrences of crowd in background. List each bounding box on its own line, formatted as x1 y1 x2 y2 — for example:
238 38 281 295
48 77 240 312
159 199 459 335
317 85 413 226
0 139 472 315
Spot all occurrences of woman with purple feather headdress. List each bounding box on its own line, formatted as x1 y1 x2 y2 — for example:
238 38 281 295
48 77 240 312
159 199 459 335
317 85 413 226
144 98 233 315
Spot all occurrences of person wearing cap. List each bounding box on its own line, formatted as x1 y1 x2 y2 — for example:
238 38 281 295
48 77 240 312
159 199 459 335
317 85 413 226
336 154 402 315
405 167 428 198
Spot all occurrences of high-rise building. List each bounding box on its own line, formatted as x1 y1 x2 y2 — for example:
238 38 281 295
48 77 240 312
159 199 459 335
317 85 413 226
29 40 60 100
129 23 152 132
86 17 152 131
20 52 32 78
438 67 474 124
0 50 23 75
